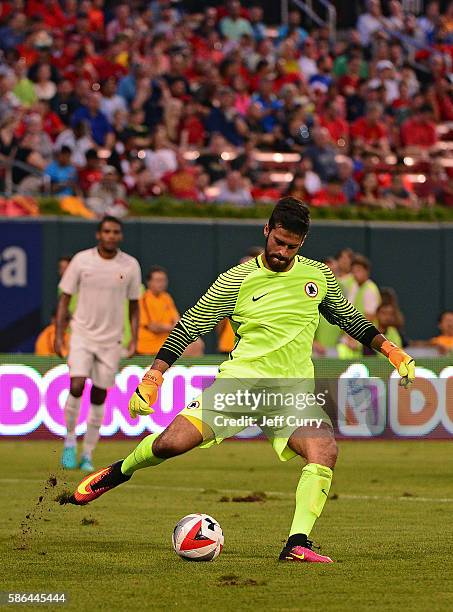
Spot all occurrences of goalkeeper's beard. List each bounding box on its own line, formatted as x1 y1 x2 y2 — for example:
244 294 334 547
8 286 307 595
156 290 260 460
264 237 293 272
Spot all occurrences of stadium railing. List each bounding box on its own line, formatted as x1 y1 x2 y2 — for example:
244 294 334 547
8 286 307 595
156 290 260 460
0 157 51 198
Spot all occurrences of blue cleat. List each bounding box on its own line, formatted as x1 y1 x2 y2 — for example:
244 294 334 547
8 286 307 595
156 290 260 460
61 446 77 470
79 455 94 472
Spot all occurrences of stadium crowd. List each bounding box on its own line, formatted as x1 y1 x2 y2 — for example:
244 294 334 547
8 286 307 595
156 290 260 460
1 0 453 216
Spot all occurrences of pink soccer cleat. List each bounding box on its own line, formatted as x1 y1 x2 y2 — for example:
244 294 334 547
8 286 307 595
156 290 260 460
67 460 130 505
279 535 333 563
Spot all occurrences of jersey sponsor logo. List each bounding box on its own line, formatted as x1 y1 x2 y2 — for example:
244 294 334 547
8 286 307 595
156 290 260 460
304 282 318 298
252 293 268 302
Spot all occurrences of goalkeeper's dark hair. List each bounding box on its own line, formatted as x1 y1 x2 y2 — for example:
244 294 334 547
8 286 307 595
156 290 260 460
268 197 310 237
97 215 123 232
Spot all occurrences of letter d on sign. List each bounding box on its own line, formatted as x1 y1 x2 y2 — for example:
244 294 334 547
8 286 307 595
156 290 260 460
389 368 442 437
0 366 41 435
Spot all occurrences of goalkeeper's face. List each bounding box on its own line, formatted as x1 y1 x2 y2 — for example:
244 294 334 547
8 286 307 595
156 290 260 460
263 225 304 272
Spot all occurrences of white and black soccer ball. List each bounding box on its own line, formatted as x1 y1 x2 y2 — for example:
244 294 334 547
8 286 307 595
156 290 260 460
172 513 224 561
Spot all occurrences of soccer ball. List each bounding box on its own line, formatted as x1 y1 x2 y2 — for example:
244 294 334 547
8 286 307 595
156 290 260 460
172 513 224 561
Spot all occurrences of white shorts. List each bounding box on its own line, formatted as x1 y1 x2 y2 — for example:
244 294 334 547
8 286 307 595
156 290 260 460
67 335 123 389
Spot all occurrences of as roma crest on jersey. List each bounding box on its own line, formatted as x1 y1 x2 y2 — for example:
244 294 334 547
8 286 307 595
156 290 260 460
304 281 319 298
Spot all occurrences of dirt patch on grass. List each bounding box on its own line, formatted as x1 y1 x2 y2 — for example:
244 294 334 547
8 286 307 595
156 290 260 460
81 517 99 526
218 491 267 503
232 491 267 503
217 575 266 587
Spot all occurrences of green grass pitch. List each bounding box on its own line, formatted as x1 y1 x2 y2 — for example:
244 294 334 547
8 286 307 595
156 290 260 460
1 439 453 611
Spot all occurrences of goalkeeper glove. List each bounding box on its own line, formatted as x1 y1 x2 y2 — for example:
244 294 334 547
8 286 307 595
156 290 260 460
128 369 164 418
380 340 415 389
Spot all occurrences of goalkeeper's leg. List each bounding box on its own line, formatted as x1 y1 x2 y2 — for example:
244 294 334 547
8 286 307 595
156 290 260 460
279 425 338 563
68 416 205 505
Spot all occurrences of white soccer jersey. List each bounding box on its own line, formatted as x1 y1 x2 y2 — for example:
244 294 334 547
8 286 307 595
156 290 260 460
59 247 142 345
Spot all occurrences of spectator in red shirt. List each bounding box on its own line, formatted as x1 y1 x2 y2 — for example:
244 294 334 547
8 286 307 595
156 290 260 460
310 180 347 207
161 151 200 200
63 51 98 86
86 1 105 33
89 44 128 82
337 55 363 96
354 150 392 189
351 102 389 157
251 171 282 202
180 101 206 147
319 100 349 151
391 81 412 125
35 99 64 141
78 148 102 194
400 104 438 154
357 172 388 208
27 0 66 30
414 161 453 206
427 78 453 121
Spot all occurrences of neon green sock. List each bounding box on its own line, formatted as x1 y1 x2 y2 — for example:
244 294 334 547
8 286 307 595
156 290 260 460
121 433 166 476
289 463 333 537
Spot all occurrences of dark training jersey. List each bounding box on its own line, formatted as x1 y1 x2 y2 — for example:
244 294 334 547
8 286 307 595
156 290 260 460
156 255 379 378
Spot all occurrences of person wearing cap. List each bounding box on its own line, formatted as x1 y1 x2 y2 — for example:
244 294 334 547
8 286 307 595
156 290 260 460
368 60 399 104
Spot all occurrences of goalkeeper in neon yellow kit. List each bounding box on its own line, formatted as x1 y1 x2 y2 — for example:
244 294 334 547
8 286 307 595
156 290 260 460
69 197 415 563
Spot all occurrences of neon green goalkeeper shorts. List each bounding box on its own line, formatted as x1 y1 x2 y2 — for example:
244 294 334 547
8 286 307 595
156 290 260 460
179 375 332 462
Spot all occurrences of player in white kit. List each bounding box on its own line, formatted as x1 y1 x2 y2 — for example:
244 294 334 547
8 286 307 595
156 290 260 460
55 216 142 471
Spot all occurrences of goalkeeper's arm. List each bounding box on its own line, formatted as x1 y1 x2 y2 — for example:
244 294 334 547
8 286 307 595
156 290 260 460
129 267 245 417
319 264 415 387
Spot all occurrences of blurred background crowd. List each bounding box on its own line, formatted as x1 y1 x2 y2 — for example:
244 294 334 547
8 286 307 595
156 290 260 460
1 0 453 216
